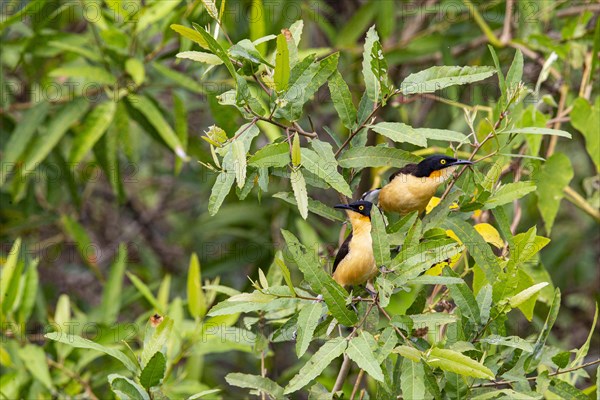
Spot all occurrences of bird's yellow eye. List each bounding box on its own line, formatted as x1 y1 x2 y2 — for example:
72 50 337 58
440 159 447 165
359 205 364 210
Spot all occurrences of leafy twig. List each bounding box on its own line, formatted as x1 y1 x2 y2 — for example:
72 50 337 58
471 359 600 388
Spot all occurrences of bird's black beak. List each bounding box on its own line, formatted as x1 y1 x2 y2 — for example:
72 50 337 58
449 159 473 167
334 204 352 211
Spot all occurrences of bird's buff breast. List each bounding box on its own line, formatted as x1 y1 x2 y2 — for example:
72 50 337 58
379 173 447 214
333 231 377 287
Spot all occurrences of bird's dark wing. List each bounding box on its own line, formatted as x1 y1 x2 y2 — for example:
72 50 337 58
389 163 418 182
332 233 352 273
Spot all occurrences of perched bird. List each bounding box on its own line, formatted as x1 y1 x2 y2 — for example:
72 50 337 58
332 201 378 288
363 155 472 215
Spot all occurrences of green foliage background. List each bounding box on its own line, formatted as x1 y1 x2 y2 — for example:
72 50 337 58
0 0 599 399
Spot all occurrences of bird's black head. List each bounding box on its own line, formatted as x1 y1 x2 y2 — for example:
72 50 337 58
414 155 472 178
334 201 373 217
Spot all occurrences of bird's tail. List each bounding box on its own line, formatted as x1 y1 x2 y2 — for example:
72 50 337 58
360 188 381 203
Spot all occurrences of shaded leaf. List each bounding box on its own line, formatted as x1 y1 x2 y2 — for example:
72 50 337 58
140 351 166 390
427 348 494 380
285 337 347 394
45 333 139 374
346 332 384 382
401 66 495 94
296 302 323 358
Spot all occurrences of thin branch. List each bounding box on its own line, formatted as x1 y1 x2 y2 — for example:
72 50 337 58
499 0 514 45
350 369 365 400
472 359 600 388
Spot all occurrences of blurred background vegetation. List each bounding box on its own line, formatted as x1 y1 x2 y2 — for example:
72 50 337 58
1 0 599 398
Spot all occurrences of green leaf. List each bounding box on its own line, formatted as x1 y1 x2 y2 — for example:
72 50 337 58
140 351 166 390
232 140 247 189
500 127 572 138
17 344 54 392
290 169 309 220
338 146 419 168
506 49 524 90
328 70 357 129
476 284 493 325
226 373 284 399
0 239 21 311
526 288 561 372
136 0 181 32
272 192 344 222
551 351 570 369
362 25 381 101
126 272 162 312
141 317 173 368
18 259 39 324
176 51 223 65
275 33 290 91
187 389 222 399
570 97 600 171
480 335 534 352
22 98 89 176
207 291 285 316
190 22 237 78
200 0 219 20
49 66 116 85
300 148 352 196
371 205 390 267
282 230 357 326
292 133 301 166
153 62 207 94
0 101 49 186
427 348 494 380
443 218 500 284
69 101 116 164
296 302 323 358
285 337 347 394
346 332 384 382
125 58 145 85
170 24 209 49
127 95 186 158
187 253 207 318
370 40 391 100
60 215 100 277
548 378 587 400
370 122 428 147
408 276 464 285
484 181 536 209
413 128 468 143
443 268 480 324
400 66 495 95
390 239 463 286
534 153 573 234
108 374 149 400
570 302 598 368
394 345 422 363
249 142 290 167
45 333 139 374
509 282 549 308
401 359 427 400
100 243 127 325
277 53 340 121
208 172 235 216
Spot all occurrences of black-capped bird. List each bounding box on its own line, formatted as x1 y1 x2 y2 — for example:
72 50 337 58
363 155 472 215
332 201 378 288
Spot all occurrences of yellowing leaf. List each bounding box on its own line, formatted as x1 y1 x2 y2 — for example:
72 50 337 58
474 223 504 248
425 263 446 276
426 196 459 214
426 197 441 214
